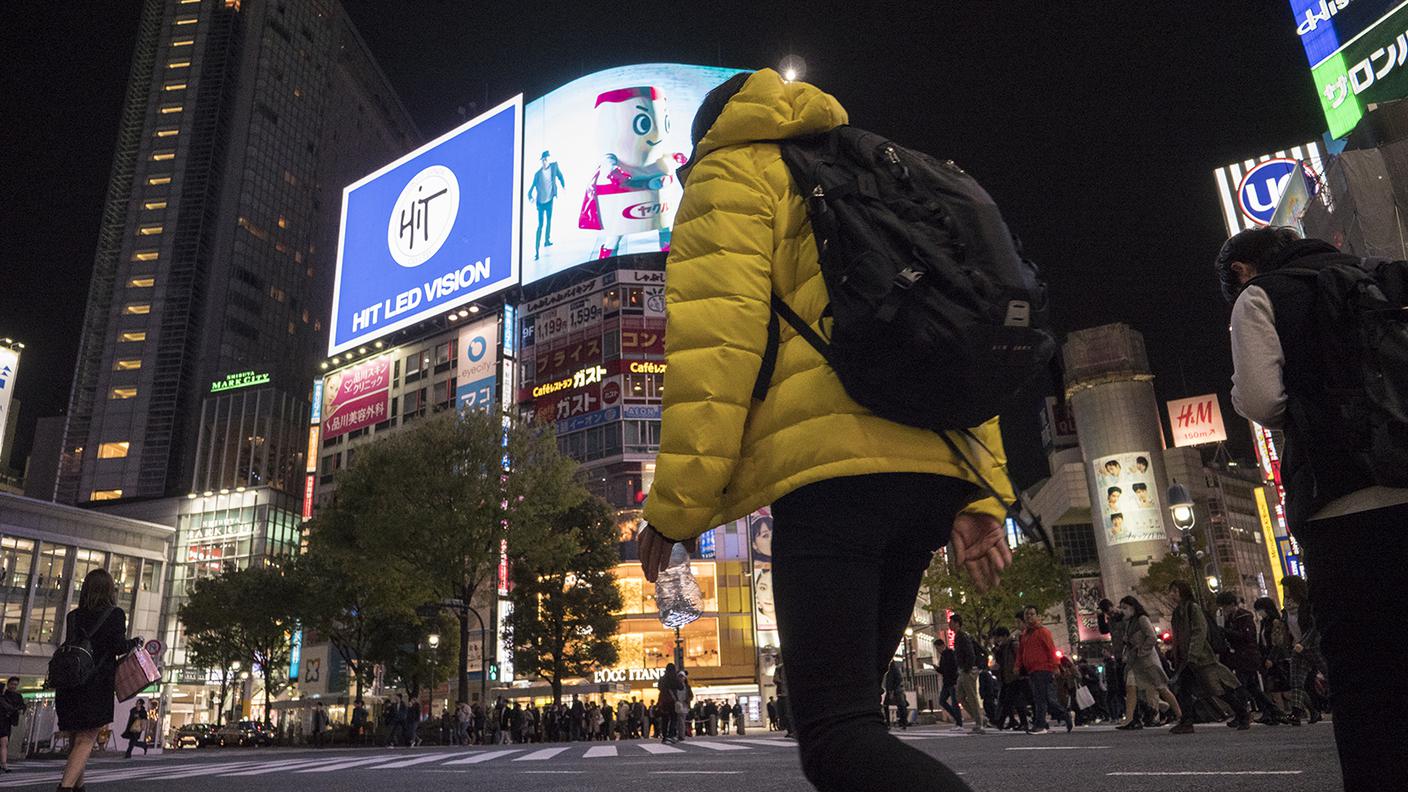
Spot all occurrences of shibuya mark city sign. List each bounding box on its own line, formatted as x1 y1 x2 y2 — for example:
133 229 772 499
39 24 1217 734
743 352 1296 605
1290 1 1407 137
210 370 271 393
329 97 523 354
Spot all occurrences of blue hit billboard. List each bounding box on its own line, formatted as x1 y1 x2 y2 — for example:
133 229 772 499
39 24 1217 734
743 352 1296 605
329 96 523 355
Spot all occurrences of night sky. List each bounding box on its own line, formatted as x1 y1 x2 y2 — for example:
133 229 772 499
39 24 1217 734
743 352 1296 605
0 2 1324 485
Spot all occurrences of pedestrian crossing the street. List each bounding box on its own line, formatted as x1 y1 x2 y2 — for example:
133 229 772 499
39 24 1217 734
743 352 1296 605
0 731 1022 787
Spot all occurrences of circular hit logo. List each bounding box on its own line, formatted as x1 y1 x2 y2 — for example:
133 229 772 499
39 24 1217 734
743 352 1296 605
388 164 459 268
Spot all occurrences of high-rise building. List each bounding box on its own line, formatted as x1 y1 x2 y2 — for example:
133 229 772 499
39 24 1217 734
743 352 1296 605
57 0 417 508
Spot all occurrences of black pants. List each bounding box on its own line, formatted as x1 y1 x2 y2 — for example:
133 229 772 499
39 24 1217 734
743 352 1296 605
1235 668 1283 718
997 678 1029 729
1294 503 1408 792
773 473 977 792
937 682 962 725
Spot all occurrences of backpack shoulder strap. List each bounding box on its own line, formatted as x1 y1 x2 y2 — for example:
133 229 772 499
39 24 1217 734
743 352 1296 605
752 294 834 402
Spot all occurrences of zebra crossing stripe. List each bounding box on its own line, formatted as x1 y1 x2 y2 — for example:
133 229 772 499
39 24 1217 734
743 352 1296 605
728 739 796 748
637 742 686 754
221 757 348 776
685 740 750 752
296 756 408 773
582 745 618 758
440 749 522 765
152 760 270 779
513 747 570 761
371 753 460 769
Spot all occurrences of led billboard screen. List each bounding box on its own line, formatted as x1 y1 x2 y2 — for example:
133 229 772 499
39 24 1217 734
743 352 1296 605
329 96 523 355
520 64 745 285
1290 1 1407 137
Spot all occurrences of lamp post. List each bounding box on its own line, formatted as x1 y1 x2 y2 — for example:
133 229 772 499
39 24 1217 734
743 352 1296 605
427 633 441 711
902 628 916 689
1167 483 1205 604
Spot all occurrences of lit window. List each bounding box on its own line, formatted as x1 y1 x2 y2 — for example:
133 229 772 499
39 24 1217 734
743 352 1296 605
174 17 197 25
109 387 138 400
114 359 142 371
119 331 147 343
167 60 191 69
163 83 186 92
269 286 287 302
155 128 179 138
171 38 194 47
143 200 167 210
132 250 159 261
138 225 162 236
147 176 172 186
128 277 156 288
151 151 175 161
97 442 130 459
124 304 151 315
277 216 287 229
91 490 124 501
159 105 183 114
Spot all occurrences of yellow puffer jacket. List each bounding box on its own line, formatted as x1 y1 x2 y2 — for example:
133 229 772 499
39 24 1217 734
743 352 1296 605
642 69 1014 541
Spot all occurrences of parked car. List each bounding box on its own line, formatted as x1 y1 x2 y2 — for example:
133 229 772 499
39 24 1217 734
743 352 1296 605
173 723 217 749
214 720 274 747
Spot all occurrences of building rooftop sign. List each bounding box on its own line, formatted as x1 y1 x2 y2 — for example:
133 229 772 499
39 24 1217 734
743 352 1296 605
210 370 271 393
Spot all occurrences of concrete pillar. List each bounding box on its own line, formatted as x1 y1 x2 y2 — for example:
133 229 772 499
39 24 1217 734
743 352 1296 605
1063 324 1174 605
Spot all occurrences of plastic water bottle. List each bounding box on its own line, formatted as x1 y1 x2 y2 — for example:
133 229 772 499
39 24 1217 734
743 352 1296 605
655 543 704 629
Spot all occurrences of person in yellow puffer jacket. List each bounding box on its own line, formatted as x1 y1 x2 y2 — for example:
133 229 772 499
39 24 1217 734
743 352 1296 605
638 68 1013 792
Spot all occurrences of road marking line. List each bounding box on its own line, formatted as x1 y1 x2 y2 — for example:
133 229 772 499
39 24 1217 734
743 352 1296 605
1007 746 1111 751
221 758 350 776
296 756 407 773
685 740 751 752
637 742 686 754
1109 771 1305 776
372 753 460 769
156 761 269 780
652 770 744 775
522 770 584 774
513 747 570 761
441 749 522 765
583 745 618 758
729 739 796 748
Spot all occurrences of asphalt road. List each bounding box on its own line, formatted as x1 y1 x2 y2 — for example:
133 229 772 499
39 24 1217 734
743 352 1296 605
3 722 1342 791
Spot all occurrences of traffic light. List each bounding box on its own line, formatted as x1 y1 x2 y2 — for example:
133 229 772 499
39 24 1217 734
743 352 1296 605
488 662 499 682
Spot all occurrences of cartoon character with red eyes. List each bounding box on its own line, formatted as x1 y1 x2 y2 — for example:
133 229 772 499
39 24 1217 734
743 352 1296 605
578 86 687 259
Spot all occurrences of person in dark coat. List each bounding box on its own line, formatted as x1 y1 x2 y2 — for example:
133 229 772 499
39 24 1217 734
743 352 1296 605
656 664 683 744
1215 591 1284 724
121 699 148 758
1 676 27 772
57 568 133 791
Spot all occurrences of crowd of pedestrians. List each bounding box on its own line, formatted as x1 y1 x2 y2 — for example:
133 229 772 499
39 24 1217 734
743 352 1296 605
366 681 757 748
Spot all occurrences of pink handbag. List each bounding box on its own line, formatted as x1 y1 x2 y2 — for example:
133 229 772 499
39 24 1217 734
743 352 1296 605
115 646 161 702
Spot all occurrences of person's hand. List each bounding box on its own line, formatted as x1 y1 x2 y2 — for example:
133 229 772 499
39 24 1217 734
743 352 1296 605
1293 643 1303 654
951 512 1011 593
638 523 696 584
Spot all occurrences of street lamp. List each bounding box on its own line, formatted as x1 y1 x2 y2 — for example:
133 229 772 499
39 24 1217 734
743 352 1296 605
1167 482 1205 603
779 55 806 83
902 628 916 689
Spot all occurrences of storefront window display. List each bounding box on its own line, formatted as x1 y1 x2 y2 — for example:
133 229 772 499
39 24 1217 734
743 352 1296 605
614 562 717 615
614 617 721 669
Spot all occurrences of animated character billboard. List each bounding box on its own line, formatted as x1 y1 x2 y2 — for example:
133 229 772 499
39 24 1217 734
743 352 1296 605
521 64 745 284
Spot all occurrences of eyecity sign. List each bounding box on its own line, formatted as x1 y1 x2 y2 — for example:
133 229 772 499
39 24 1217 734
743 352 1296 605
592 667 666 684
329 96 523 354
210 370 271 393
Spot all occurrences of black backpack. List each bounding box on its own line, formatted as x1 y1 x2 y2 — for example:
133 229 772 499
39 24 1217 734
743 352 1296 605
1204 607 1230 658
754 126 1056 538
1265 258 1408 487
47 606 115 691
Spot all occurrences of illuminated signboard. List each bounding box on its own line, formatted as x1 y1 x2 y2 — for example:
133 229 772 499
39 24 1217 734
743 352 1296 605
1166 394 1229 447
210 370 271 393
456 317 499 412
520 64 744 285
321 356 392 439
329 97 523 354
1211 142 1328 236
1290 1 1406 137
310 379 324 423
0 345 18 466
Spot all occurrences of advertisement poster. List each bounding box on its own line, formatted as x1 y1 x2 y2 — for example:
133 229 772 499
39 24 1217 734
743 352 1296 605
456 317 499 412
1071 577 1105 643
1167 394 1228 448
748 508 776 632
322 356 392 439
0 347 17 464
1091 451 1166 546
520 64 744 284
330 96 522 354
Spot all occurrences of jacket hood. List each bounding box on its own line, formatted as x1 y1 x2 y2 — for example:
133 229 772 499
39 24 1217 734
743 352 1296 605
691 68 848 164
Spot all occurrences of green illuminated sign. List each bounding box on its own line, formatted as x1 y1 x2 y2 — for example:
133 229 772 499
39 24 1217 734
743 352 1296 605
1309 4 1408 138
210 370 272 393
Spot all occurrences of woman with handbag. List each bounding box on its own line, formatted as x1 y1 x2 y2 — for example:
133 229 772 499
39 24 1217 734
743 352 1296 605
121 699 148 759
55 568 138 792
